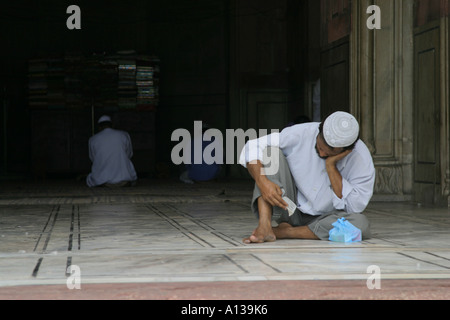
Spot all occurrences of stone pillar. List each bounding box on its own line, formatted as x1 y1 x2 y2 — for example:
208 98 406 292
440 16 450 206
351 0 414 201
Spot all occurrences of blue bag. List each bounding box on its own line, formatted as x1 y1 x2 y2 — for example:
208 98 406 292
328 218 362 243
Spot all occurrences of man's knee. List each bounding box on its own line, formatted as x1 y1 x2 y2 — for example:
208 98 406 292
347 214 371 240
309 213 371 240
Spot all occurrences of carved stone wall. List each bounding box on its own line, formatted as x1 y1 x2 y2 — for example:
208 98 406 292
374 166 403 197
351 0 414 200
439 16 450 206
352 0 450 205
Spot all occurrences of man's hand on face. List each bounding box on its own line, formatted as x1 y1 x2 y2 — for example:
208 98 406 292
325 149 352 168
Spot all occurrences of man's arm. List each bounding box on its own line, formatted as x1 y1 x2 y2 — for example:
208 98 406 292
239 132 287 209
325 150 352 199
125 133 133 158
324 148 375 214
88 139 94 162
247 160 288 210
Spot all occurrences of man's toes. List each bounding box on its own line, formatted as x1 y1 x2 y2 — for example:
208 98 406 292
242 235 262 244
243 234 275 244
250 234 264 243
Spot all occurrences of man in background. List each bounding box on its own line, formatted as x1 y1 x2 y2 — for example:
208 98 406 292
179 122 221 184
87 115 137 187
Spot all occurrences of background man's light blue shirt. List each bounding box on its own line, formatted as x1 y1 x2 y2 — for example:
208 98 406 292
87 128 137 187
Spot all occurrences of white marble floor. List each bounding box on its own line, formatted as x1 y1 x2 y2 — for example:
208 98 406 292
0 180 449 288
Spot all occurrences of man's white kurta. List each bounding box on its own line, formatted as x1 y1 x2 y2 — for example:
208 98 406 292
87 128 137 187
239 122 375 216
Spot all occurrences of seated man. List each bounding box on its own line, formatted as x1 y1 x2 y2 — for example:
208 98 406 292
239 111 375 243
179 123 221 184
87 115 137 187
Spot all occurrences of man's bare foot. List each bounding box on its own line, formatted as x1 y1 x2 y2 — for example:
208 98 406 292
272 222 320 240
272 222 293 239
243 225 276 244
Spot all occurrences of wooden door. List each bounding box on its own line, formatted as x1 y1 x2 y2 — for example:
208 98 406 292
319 0 351 119
320 39 350 119
413 24 441 203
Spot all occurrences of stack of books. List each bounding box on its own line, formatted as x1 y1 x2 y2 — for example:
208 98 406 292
46 58 65 109
64 53 84 109
136 57 159 110
28 52 159 111
118 59 137 109
99 57 118 108
28 59 48 108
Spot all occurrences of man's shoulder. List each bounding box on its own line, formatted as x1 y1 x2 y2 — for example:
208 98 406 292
279 122 319 147
282 122 319 137
90 128 126 140
103 128 129 136
355 139 371 154
352 140 374 165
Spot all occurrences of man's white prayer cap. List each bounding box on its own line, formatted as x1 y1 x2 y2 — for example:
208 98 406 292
323 111 359 148
98 115 112 123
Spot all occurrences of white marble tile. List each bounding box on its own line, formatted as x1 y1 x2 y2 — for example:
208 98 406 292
0 190 449 286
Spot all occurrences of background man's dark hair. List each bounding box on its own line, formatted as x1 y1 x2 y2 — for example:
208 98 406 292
99 121 113 130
